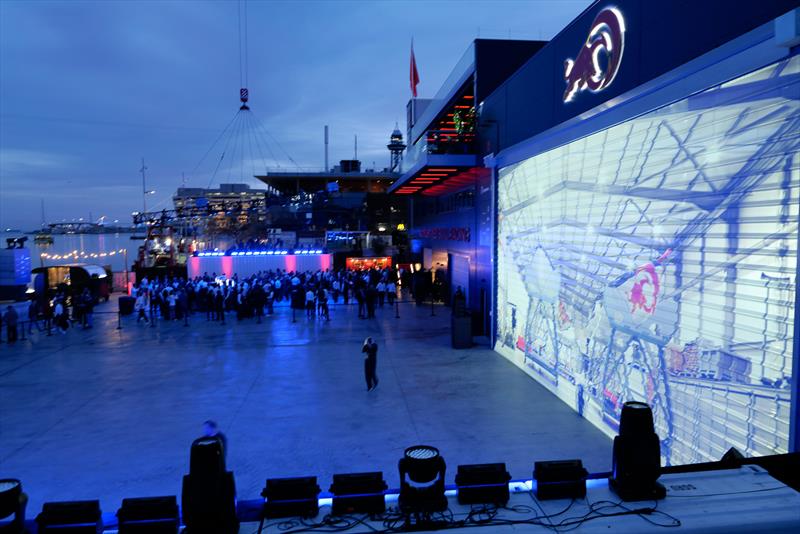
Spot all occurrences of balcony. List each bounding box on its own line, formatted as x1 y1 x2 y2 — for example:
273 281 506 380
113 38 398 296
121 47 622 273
390 129 480 196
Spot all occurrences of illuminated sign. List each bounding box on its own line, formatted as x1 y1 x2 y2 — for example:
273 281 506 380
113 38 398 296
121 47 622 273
563 7 625 103
417 227 471 242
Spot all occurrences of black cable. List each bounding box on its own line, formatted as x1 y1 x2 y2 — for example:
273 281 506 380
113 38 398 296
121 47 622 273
192 112 239 179
225 109 246 184
237 0 243 89
244 0 249 88
208 110 242 189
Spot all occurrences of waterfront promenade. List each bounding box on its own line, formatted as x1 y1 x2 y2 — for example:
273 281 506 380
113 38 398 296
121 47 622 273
0 296 612 514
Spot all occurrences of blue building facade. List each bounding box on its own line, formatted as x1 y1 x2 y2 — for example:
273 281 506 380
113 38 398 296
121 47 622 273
394 0 800 463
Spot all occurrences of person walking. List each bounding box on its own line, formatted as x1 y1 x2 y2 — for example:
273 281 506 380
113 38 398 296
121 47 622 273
27 299 41 334
3 306 19 344
362 337 379 391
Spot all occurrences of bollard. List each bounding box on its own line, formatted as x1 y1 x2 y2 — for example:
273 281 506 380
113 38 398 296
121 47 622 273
117 309 122 330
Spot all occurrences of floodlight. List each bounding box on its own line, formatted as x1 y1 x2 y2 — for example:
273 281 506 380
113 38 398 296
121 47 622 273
398 445 447 512
455 463 511 505
329 472 387 515
609 401 666 501
117 496 179 533
534 459 587 500
36 500 102 533
261 476 320 519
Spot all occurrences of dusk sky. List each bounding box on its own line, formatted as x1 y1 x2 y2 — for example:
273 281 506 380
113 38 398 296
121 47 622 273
0 0 590 230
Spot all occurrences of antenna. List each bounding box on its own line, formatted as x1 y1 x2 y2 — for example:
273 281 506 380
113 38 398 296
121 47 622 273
324 125 329 172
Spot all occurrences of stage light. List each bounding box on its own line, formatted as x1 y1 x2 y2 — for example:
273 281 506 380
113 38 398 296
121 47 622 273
609 401 666 501
267 251 274 255
261 476 321 519
181 437 238 534
329 472 387 516
117 496 179 533
455 463 511 505
36 500 102 533
534 459 587 500
0 479 27 533
398 445 447 512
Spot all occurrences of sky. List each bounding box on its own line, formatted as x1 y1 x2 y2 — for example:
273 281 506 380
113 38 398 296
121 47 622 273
0 0 591 230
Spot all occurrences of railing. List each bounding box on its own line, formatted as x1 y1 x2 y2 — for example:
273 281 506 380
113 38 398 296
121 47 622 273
403 129 477 173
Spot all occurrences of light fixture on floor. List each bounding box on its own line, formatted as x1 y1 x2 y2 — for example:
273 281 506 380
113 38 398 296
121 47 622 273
117 496 179 533
0 479 27 534
609 401 666 501
329 472 387 515
36 500 102 533
534 459 587 500
181 437 238 533
262 476 321 519
398 445 447 512
455 463 511 505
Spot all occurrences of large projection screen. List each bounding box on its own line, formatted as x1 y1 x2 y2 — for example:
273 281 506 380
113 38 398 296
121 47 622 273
495 56 799 466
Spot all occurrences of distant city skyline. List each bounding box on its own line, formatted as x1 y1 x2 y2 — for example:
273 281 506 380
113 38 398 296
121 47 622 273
0 0 591 230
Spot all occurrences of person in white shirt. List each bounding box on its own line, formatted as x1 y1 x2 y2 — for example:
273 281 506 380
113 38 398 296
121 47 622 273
376 281 386 307
386 280 396 305
305 288 315 318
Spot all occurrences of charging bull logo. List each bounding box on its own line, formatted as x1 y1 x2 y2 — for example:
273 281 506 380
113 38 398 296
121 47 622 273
563 7 625 103
628 263 659 315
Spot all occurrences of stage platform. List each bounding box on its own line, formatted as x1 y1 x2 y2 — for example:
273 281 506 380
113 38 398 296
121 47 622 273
0 295 612 516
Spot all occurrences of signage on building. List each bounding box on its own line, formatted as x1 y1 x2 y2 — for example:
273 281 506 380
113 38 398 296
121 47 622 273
417 227 471 242
563 7 625 103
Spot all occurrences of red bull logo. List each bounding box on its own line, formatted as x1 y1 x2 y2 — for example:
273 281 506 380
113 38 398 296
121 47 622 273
563 7 625 103
628 262 659 315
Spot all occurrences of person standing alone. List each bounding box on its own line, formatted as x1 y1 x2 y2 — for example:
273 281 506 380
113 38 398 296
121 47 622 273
362 337 379 391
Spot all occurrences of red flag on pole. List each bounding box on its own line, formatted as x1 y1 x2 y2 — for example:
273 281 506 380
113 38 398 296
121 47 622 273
410 39 420 98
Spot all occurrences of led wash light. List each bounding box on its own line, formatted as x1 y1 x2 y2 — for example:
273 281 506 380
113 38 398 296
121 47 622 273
398 445 447 513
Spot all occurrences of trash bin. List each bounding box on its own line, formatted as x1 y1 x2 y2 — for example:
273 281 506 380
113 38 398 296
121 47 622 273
452 315 472 349
119 296 135 316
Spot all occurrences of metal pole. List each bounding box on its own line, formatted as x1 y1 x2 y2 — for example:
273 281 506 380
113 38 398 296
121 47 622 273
124 249 129 294
140 158 148 214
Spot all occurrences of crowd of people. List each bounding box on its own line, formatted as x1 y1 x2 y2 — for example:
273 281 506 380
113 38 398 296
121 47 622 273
1 265 448 343
1 286 97 343
130 267 409 324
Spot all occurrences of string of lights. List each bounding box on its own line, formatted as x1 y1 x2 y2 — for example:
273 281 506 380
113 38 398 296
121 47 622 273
39 248 127 261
